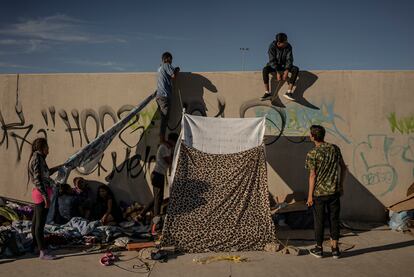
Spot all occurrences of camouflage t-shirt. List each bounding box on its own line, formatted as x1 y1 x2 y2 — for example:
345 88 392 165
305 142 343 196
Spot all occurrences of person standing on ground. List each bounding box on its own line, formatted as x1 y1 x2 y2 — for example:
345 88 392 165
27 137 61 260
156 52 180 142
150 132 179 234
305 125 347 259
261 32 299 101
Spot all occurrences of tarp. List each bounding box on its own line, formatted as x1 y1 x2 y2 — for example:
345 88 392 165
55 92 156 184
162 114 276 253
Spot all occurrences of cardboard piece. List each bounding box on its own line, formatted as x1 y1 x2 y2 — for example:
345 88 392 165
387 183 414 213
388 195 414 213
126 241 156 251
272 201 308 215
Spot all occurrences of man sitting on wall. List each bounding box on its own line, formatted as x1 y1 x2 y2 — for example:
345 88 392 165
261 32 299 101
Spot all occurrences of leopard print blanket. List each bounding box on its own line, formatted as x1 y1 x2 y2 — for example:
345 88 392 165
161 143 276 253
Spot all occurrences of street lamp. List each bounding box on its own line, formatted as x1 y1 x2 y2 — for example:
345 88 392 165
240 47 249 71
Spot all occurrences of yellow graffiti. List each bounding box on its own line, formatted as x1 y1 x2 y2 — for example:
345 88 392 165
129 101 159 131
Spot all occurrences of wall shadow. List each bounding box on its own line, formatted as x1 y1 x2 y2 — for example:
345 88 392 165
340 173 387 221
105 144 155 206
166 180 209 215
269 71 319 109
95 106 160 206
167 72 223 131
177 72 219 115
265 136 387 222
341 240 414 258
269 77 285 108
291 71 319 109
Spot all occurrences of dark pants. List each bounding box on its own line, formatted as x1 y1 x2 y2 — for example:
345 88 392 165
151 172 165 216
262 65 299 86
312 193 341 247
31 202 48 250
156 96 170 138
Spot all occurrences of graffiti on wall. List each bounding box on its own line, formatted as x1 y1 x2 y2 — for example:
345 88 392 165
2 83 413 202
0 102 34 161
0 94 222 181
39 103 159 149
240 100 414 197
0 99 160 180
388 112 414 135
353 135 414 196
240 100 350 145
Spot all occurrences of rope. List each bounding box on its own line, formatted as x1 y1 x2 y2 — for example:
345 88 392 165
193 255 249 264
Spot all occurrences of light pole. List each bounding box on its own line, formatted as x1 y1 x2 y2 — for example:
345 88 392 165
240 47 249 71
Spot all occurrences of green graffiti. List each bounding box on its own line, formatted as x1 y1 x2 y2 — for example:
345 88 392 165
388 112 414 134
353 135 414 196
254 101 350 143
129 102 159 132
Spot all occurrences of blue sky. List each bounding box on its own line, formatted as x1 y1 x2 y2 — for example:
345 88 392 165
0 0 413 73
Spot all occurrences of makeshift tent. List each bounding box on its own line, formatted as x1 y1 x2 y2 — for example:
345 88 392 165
161 114 276 253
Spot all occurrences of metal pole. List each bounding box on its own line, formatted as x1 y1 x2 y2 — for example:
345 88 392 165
240 48 249 71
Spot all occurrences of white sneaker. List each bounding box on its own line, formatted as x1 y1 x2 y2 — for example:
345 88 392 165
283 92 294 100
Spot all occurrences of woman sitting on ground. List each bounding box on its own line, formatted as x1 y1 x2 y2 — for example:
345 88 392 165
94 185 122 225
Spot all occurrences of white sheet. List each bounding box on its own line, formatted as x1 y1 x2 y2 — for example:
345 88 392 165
168 114 265 185
182 114 265 154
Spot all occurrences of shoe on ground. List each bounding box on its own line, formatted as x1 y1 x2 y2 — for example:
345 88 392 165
283 92 295 100
331 247 341 259
309 246 323 258
260 93 272 101
39 250 57 260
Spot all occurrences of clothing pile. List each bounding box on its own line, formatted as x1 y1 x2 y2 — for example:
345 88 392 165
0 197 153 258
388 183 414 232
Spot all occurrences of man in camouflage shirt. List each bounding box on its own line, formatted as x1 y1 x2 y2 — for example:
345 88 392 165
305 125 347 259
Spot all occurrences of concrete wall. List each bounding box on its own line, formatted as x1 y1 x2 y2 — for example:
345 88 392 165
1 71 413 222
